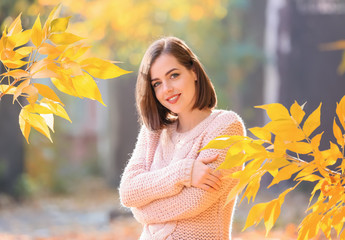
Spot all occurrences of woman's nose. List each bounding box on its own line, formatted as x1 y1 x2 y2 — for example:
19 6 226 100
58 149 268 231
163 81 173 93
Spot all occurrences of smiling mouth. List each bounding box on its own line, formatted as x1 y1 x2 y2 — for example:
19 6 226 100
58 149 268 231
166 94 181 104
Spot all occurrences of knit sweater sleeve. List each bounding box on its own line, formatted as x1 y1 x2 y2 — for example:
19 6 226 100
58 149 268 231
131 112 246 224
118 125 195 208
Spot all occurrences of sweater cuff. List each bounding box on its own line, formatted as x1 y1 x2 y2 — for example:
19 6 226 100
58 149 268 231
180 158 195 187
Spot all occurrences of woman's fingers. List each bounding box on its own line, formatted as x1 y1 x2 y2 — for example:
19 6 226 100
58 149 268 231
200 154 219 164
207 174 222 189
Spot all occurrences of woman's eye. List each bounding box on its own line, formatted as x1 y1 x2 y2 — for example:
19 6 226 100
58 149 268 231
171 73 179 79
152 82 161 88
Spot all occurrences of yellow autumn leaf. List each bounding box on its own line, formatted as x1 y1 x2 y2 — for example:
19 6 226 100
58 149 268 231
333 118 344 147
40 103 54 132
255 103 291 121
294 165 317 181
42 3 62 38
7 12 22 36
265 119 305 141
33 83 63 104
63 44 90 60
336 95 345 130
72 73 105 105
49 32 83 45
15 46 34 56
241 175 261 203
0 84 16 95
249 127 271 142
27 112 52 142
303 103 322 137
8 30 32 48
264 200 280 236
19 108 52 142
50 16 71 33
218 152 246 170
1 59 27 68
202 135 247 151
310 132 323 151
24 103 54 114
290 101 305 125
262 158 290 172
31 15 43 47
19 108 31 144
243 202 269 231
51 76 78 96
41 98 71 122
268 164 301 188
80 57 132 79
285 141 313 154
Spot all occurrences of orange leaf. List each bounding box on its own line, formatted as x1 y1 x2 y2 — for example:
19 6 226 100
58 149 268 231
13 79 30 103
38 42 62 59
22 84 39 105
1 69 30 79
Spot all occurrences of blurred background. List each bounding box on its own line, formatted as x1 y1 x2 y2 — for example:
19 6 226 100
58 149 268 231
0 0 345 239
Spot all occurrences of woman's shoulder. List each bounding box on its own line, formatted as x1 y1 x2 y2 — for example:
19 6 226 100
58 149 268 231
211 109 244 126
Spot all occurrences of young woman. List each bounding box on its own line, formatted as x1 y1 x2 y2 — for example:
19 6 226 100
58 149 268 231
119 36 245 240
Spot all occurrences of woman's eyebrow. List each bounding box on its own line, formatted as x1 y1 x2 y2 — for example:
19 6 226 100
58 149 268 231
151 68 179 82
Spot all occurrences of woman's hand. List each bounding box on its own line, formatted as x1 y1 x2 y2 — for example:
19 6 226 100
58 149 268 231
191 154 222 192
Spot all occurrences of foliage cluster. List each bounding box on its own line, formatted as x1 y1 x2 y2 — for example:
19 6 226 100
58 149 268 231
203 96 345 239
0 4 130 143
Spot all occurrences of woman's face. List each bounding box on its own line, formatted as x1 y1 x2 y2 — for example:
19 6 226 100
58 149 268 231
150 54 197 115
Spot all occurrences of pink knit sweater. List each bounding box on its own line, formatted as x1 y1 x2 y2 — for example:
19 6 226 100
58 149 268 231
119 110 245 240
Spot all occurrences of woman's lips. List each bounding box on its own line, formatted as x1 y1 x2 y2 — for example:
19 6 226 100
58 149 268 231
166 94 181 104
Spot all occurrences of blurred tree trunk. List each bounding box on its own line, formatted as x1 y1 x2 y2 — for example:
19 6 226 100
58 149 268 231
0 1 33 196
279 0 345 149
242 0 267 127
108 74 138 187
0 63 24 196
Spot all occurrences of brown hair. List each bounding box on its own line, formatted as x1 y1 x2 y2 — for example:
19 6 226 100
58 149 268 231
136 36 217 130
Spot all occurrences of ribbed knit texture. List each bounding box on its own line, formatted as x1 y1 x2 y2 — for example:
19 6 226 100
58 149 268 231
119 110 246 240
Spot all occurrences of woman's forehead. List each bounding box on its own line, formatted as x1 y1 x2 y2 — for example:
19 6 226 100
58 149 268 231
151 54 181 77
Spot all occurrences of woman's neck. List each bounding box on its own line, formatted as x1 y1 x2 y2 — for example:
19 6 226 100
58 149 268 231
177 109 212 133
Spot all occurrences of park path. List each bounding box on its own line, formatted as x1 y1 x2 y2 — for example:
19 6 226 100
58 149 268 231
0 177 305 240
